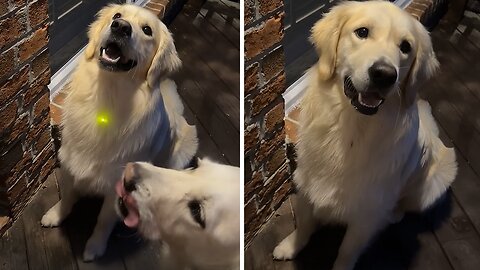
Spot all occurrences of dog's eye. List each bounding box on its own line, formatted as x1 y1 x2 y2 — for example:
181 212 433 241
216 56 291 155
188 200 205 229
400 40 411 54
142 26 152 36
354 27 369 39
113 13 121 19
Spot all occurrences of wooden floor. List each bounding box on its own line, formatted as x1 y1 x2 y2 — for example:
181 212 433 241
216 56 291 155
0 1 239 269
246 10 480 270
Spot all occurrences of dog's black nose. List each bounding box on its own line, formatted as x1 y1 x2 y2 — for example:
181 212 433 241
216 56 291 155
124 162 137 192
111 19 132 37
368 61 397 88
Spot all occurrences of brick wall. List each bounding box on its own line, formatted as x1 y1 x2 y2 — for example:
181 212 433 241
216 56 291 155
244 0 293 247
0 0 54 234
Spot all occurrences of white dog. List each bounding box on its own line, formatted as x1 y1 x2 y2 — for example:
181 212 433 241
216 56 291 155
115 159 240 270
41 4 198 261
273 2 457 270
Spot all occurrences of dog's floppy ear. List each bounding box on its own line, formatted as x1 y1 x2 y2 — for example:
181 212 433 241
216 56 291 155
310 4 349 81
402 20 439 107
85 5 114 60
147 23 182 88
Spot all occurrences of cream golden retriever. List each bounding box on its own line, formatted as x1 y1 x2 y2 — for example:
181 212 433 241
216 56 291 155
273 1 457 270
41 4 198 261
115 159 240 269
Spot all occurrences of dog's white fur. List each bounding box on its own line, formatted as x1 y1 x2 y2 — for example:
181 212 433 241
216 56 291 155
273 2 457 270
120 160 240 270
41 4 198 261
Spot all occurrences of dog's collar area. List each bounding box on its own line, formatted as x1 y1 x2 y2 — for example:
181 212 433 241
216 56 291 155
343 77 384 116
99 43 137 72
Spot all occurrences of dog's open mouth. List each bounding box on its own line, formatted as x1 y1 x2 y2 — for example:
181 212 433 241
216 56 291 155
344 77 384 115
115 180 140 228
99 42 137 72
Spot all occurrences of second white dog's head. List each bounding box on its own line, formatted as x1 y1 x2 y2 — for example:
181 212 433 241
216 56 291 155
115 160 240 267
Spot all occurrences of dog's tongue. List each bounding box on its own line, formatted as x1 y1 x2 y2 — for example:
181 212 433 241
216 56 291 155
105 44 121 59
115 181 140 228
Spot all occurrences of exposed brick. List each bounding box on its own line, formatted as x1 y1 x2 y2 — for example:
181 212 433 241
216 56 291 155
0 66 29 105
245 63 259 95
0 142 23 180
255 127 285 164
264 147 286 176
251 73 285 116
24 69 49 107
28 0 48 28
272 178 293 210
13 0 27 8
0 101 18 131
259 0 283 16
0 216 11 235
261 46 284 82
4 152 32 187
264 102 284 134
18 25 48 62
0 10 27 50
145 2 166 18
245 13 284 59
33 127 50 154
244 199 257 226
259 165 288 205
0 115 28 147
245 171 263 202
31 48 49 78
26 107 49 146
0 49 15 81
38 155 55 184
32 92 50 119
7 175 27 204
31 143 53 176
0 0 8 16
244 123 259 152
245 0 255 25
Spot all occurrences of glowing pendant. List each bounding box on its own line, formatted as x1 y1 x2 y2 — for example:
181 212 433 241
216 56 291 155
96 112 110 126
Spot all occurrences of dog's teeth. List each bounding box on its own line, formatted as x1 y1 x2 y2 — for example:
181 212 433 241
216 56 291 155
359 94 382 108
101 52 120 63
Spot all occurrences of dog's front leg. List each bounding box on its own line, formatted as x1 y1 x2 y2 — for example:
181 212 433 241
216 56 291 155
332 218 387 270
83 193 118 261
273 193 317 260
41 166 78 227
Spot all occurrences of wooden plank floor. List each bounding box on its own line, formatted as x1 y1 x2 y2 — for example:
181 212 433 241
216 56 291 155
246 11 480 270
0 1 239 269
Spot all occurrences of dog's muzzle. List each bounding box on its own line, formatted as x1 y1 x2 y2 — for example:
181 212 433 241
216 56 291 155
98 19 137 72
344 77 385 116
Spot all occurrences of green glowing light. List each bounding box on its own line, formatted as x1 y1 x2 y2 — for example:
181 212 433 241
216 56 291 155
96 112 110 126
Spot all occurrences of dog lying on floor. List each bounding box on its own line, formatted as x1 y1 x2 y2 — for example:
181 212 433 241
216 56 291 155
115 159 240 270
273 1 457 270
41 4 198 261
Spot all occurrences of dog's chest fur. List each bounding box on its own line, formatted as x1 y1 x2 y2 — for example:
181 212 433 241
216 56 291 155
59 62 169 192
295 76 422 222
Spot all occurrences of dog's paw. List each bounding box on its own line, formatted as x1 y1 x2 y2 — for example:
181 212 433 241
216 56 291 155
83 236 107 262
41 207 62 227
273 237 297 260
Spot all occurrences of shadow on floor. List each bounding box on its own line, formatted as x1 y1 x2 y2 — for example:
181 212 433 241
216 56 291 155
290 191 453 270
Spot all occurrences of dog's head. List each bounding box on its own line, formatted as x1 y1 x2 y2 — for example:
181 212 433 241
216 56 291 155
310 1 438 115
115 160 240 264
85 4 181 87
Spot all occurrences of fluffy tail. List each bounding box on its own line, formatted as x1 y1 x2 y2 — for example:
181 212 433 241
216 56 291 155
169 117 199 169
416 99 458 210
420 146 457 210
